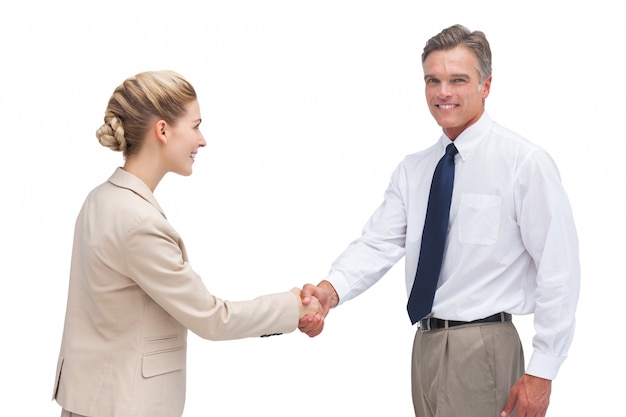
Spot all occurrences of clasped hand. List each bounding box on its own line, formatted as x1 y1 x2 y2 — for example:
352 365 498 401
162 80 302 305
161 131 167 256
294 282 337 337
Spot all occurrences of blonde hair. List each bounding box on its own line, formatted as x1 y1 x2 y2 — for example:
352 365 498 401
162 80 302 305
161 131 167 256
96 70 197 158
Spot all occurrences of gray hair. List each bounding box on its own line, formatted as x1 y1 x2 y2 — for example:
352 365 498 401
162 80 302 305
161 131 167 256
422 24 492 83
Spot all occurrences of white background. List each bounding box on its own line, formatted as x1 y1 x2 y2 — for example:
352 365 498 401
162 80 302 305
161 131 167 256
1 1 624 415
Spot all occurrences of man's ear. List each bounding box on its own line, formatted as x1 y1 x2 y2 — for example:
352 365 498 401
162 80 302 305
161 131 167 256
480 75 492 99
154 120 168 145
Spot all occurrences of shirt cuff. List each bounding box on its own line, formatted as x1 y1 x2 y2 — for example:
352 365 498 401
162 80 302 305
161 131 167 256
526 351 566 380
325 271 352 306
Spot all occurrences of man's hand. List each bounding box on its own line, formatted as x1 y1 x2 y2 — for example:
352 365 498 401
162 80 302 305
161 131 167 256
298 280 339 337
501 374 552 417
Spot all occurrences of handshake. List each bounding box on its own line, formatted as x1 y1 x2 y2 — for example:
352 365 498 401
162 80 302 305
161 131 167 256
291 280 339 338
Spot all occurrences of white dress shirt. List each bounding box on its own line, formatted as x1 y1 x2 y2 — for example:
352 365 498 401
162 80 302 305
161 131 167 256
326 112 580 380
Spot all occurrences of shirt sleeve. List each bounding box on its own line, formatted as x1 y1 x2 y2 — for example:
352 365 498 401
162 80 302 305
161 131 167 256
516 149 581 379
327 162 408 304
123 212 299 340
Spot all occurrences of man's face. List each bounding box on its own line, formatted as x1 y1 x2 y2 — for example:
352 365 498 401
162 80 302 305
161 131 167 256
423 46 491 140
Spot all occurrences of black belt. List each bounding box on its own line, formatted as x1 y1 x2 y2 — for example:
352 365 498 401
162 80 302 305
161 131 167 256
418 312 512 332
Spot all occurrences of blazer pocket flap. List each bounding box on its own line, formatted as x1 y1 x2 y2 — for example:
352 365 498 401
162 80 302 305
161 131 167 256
142 347 186 378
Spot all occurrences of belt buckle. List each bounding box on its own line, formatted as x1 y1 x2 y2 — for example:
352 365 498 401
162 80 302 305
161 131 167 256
418 313 435 333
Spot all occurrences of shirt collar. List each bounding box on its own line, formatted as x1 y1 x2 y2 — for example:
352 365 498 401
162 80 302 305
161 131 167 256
107 167 166 218
439 111 493 162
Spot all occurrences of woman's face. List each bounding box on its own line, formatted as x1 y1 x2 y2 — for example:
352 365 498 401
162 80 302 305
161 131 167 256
163 99 206 176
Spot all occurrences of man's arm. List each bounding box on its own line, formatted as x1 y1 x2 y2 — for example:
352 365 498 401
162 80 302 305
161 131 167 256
506 150 579 415
297 161 409 337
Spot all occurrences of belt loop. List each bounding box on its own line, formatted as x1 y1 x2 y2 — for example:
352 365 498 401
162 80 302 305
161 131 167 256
444 320 449 329
500 312 504 322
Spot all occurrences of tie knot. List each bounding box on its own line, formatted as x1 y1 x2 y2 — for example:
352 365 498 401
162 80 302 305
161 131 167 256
446 143 458 157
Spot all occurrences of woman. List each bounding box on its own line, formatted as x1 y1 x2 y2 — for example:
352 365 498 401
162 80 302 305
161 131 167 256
52 70 322 417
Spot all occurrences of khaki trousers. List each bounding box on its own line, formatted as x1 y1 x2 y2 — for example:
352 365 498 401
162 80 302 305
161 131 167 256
411 320 524 417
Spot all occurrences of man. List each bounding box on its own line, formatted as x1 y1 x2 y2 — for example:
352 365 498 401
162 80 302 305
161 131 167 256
300 24 580 417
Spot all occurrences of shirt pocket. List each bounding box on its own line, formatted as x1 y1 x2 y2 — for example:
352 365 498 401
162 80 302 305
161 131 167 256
457 194 501 245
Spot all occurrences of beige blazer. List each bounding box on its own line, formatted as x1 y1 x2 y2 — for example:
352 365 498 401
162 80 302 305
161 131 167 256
53 168 298 417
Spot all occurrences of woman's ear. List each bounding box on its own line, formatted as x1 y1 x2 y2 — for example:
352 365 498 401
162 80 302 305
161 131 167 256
154 120 168 145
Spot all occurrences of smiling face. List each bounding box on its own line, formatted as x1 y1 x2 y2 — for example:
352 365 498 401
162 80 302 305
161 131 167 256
163 99 206 176
423 46 491 140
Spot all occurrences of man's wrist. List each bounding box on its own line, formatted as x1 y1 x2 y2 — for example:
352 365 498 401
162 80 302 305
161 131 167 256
319 280 340 308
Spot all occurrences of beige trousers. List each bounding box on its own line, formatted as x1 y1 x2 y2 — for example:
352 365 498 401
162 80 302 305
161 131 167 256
411 321 524 417
61 409 88 417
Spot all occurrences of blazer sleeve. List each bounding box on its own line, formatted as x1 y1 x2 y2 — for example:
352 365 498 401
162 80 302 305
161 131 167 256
123 210 299 340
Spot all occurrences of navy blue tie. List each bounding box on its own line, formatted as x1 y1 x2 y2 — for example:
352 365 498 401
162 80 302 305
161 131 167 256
407 143 458 324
